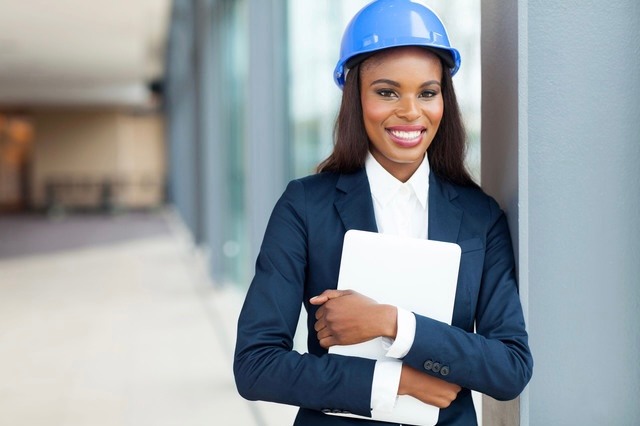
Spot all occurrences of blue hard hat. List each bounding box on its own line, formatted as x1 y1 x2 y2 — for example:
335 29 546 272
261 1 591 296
334 0 461 88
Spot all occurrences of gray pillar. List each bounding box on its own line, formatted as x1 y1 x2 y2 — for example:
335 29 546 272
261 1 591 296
245 0 290 264
482 1 640 424
481 1 522 424
196 0 226 281
166 0 200 236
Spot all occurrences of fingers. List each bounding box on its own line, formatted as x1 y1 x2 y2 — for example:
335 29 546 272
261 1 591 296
315 323 333 348
314 307 335 346
314 305 324 320
433 383 461 408
316 326 332 341
311 289 366 348
313 317 334 348
318 336 336 349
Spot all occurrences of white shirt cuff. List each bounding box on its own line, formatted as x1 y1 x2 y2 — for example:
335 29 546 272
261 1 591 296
370 359 402 412
382 307 416 359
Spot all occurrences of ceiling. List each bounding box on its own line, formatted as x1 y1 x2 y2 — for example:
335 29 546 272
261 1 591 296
0 0 172 108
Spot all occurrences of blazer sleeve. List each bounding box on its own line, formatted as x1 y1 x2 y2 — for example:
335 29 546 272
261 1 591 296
233 179 376 417
402 198 533 401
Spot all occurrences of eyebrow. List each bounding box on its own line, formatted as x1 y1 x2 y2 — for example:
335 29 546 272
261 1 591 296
369 78 441 88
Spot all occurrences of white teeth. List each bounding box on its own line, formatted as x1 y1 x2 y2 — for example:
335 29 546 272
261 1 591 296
390 130 422 140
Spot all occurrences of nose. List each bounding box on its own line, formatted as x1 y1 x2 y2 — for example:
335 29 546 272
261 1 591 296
395 96 421 121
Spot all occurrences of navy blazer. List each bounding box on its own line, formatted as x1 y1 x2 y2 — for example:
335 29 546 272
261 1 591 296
234 169 533 425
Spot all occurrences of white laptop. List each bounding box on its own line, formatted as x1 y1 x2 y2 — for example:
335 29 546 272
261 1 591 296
328 230 461 426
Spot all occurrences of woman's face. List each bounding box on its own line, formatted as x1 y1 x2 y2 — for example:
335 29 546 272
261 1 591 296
360 46 444 182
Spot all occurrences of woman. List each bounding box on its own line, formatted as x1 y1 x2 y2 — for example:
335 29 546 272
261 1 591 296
234 1 533 424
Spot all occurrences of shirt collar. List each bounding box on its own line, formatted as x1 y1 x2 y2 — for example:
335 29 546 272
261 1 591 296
365 152 430 209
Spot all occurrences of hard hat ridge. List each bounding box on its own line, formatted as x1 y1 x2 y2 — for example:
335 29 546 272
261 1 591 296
334 0 461 89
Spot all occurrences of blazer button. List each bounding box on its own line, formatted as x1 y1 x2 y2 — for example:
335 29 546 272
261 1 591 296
423 360 433 371
321 409 331 413
440 366 450 376
432 362 441 373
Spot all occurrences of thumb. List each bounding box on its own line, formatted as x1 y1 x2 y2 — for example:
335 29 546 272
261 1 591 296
309 289 349 305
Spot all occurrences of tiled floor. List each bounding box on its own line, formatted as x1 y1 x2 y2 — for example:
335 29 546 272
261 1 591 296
0 211 297 426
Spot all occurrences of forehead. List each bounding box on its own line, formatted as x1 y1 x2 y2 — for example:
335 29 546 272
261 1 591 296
361 46 443 78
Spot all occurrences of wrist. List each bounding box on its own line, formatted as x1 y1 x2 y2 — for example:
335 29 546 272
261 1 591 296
398 363 415 397
378 304 398 339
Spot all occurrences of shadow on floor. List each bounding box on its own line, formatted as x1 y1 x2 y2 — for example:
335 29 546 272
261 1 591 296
0 210 173 259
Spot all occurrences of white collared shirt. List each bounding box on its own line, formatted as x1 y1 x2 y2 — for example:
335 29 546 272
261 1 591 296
366 152 429 238
365 152 426 412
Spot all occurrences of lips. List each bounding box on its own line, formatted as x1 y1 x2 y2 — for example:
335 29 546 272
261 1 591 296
386 125 426 148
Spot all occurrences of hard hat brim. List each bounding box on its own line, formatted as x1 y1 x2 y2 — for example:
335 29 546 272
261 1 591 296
345 46 457 71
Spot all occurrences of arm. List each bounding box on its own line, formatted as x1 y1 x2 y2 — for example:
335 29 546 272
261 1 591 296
309 198 533 402
402 201 533 400
311 290 461 408
233 180 375 417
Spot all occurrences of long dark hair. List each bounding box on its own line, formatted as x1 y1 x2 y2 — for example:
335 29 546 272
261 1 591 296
317 55 476 187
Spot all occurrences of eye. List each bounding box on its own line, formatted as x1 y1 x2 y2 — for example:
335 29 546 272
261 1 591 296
375 89 397 98
419 89 439 98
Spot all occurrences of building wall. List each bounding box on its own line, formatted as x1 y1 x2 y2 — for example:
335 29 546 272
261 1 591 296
116 113 166 208
30 109 165 209
482 1 640 424
526 1 640 424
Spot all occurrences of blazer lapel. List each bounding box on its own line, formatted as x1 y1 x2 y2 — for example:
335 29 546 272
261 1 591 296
334 169 378 233
428 173 463 243
333 169 462 241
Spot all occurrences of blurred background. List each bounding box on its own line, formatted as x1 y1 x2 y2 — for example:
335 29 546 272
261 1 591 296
3 0 639 425
0 0 480 284
0 0 480 425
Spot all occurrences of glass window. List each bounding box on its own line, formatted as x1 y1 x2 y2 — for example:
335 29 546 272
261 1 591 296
208 0 480 286
218 0 251 285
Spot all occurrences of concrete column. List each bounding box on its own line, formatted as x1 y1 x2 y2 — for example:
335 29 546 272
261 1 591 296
481 1 522 424
482 1 640 424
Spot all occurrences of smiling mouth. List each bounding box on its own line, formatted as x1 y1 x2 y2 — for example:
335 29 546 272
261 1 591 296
388 129 423 140
386 128 425 147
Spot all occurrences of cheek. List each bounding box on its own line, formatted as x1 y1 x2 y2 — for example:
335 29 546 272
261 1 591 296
424 101 444 124
362 106 390 140
362 102 389 128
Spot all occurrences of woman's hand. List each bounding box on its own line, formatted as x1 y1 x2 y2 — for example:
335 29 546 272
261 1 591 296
310 289 397 348
399 364 461 408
